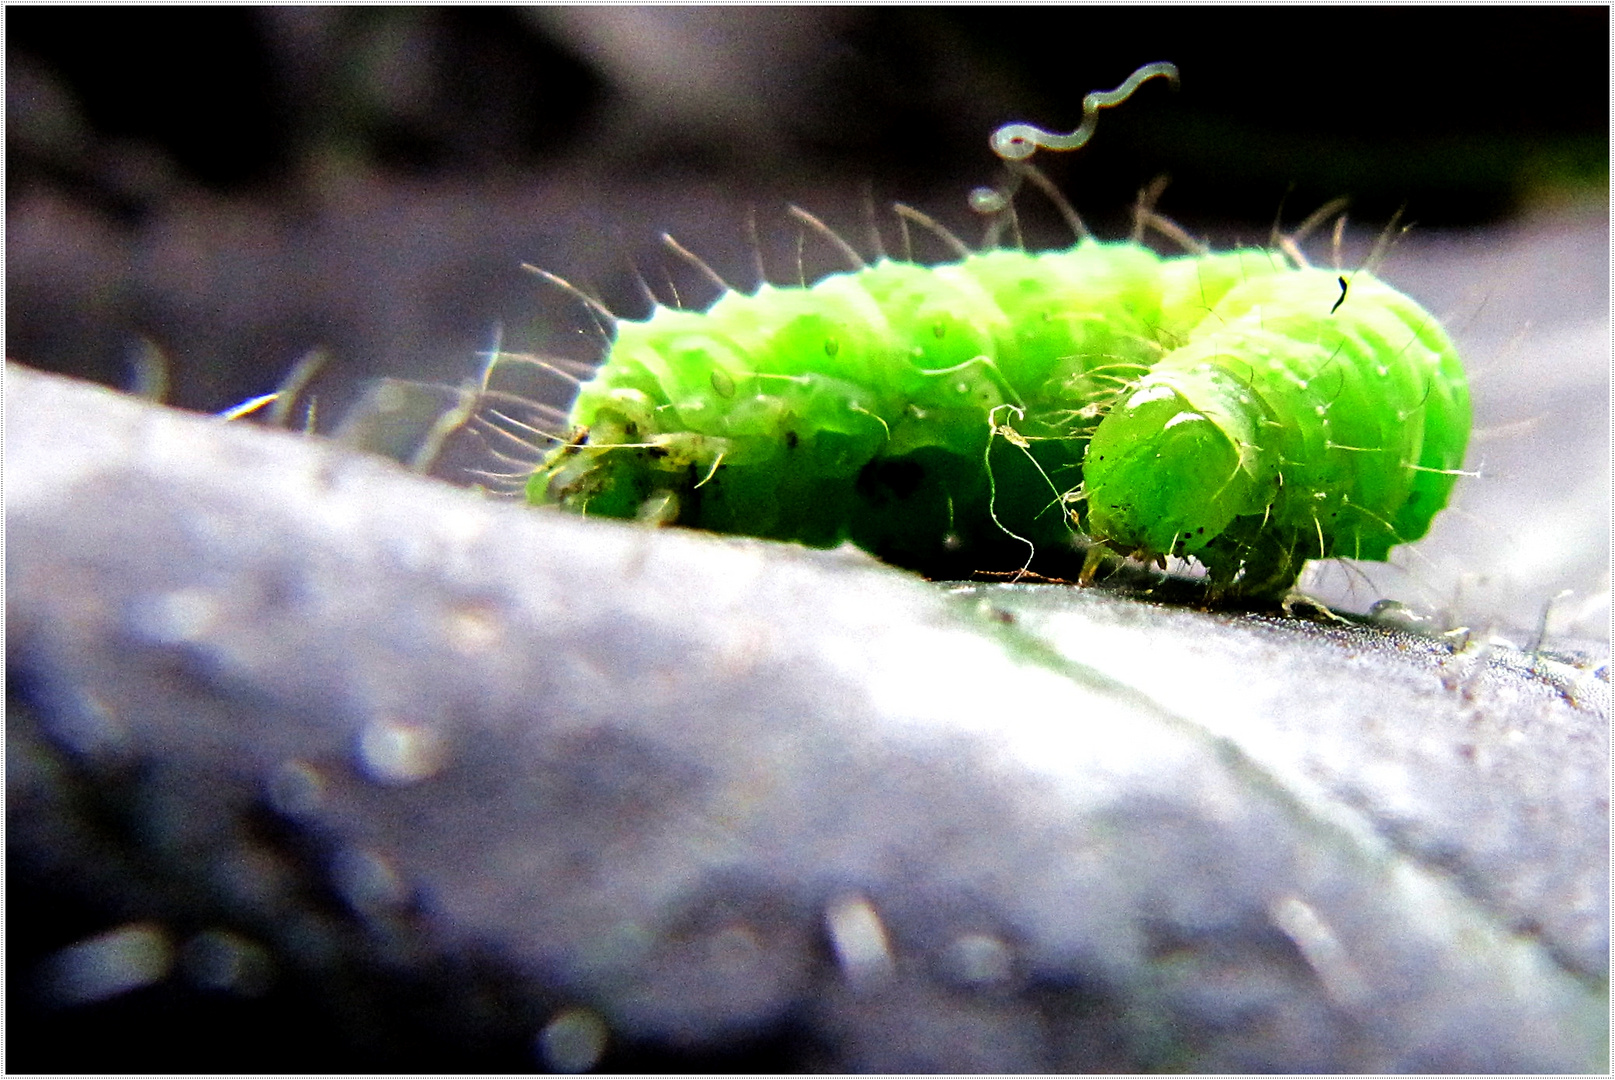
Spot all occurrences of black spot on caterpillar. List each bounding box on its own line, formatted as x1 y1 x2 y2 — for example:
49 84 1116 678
511 63 1471 601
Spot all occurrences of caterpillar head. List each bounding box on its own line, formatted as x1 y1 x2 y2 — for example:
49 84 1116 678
1082 369 1275 562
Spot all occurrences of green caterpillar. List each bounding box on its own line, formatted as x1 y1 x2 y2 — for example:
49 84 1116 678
520 64 1471 600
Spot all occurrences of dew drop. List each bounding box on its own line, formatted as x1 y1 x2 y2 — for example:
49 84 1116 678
825 893 894 987
129 587 220 645
357 719 446 785
1269 896 1368 1010
41 923 172 1006
537 1007 609 1073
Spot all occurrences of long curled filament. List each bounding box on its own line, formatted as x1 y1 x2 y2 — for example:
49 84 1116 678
991 61 1180 162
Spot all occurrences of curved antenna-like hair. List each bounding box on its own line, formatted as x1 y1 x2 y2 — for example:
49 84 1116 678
743 206 768 292
990 61 1179 162
893 203 973 260
1360 205 1410 278
268 347 327 427
860 180 888 262
978 197 1024 252
1018 162 1091 242
1129 174 1172 245
787 205 868 271
218 347 328 426
1273 196 1350 269
661 232 735 295
522 264 619 339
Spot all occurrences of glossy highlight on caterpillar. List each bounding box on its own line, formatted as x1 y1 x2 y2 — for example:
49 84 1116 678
512 63 1471 601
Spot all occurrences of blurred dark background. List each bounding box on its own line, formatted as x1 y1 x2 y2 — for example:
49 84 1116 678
6 7 1610 1072
7 6 1608 418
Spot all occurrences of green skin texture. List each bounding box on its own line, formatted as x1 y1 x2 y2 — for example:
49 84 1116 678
529 241 1470 597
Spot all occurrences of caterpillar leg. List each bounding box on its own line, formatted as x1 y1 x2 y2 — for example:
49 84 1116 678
1279 591 1355 623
